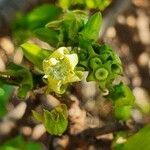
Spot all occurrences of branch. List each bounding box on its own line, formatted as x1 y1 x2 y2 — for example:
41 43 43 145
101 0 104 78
77 121 129 138
65 122 129 149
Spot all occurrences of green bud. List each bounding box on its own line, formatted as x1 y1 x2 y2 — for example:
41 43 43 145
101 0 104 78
79 49 89 60
111 63 122 74
95 68 109 81
114 106 132 121
89 57 102 69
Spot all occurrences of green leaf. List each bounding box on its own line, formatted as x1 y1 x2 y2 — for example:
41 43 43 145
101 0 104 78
79 12 102 41
0 136 43 150
96 0 111 10
0 87 5 96
21 43 52 70
108 83 135 120
34 28 59 47
46 20 63 29
11 4 62 44
46 10 87 47
0 63 33 99
109 83 135 107
120 125 150 150
32 104 68 136
0 84 13 118
44 104 68 136
86 0 111 10
25 141 43 150
27 4 62 30
114 106 132 121
58 0 70 10
32 110 44 123
58 0 111 10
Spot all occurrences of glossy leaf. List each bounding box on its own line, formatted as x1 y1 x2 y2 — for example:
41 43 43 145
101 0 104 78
114 106 132 121
21 43 52 70
58 0 111 10
27 4 62 30
86 0 111 10
0 84 13 118
33 104 68 136
44 104 68 136
79 12 102 41
108 83 135 107
12 4 62 44
32 110 44 123
108 83 135 120
46 10 87 47
120 125 150 150
0 88 5 96
0 63 33 99
0 136 43 150
34 28 59 47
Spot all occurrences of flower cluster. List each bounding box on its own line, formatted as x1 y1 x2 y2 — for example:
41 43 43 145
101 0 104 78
43 47 83 94
79 44 122 90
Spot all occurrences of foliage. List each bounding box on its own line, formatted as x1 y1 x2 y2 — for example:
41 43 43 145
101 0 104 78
0 0 140 146
21 43 52 70
11 4 62 44
17 8 135 129
0 63 33 99
0 84 13 118
113 125 150 150
58 0 111 10
79 44 123 90
43 47 83 94
0 136 43 150
32 104 68 136
108 83 135 120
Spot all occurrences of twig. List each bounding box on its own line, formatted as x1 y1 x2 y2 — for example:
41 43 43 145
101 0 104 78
76 121 129 138
65 122 129 149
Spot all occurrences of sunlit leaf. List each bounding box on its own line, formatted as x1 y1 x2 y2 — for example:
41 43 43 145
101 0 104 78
0 84 13 118
0 88 5 96
27 4 62 30
0 136 43 150
79 12 102 41
118 125 150 150
34 28 59 47
107 83 135 120
32 110 44 123
33 104 68 136
108 83 135 107
12 4 62 44
44 104 68 136
0 63 33 99
21 43 52 70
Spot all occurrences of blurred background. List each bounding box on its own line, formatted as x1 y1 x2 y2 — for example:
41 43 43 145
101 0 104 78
0 0 149 149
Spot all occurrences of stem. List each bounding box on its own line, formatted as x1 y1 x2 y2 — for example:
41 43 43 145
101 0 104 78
77 122 129 138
